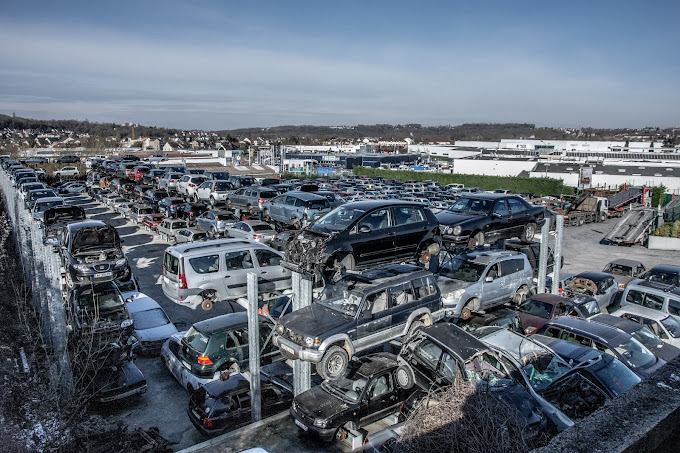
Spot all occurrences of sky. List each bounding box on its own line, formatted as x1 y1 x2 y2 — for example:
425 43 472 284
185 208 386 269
1 0 679 131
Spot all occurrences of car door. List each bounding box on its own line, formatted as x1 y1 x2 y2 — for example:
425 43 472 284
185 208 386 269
253 248 289 292
391 206 429 259
486 199 512 242
360 373 399 426
355 289 391 349
267 195 286 221
507 197 530 239
196 181 211 200
481 262 505 308
219 250 256 298
388 281 419 333
350 208 396 266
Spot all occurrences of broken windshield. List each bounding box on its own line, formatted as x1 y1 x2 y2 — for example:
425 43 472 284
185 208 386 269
311 206 366 233
77 287 124 314
317 282 362 316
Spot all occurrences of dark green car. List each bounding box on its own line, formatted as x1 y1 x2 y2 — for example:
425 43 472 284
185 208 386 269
179 313 280 378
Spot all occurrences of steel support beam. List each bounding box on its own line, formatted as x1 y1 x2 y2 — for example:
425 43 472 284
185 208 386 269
292 271 312 396
536 219 551 294
247 272 261 423
551 216 564 294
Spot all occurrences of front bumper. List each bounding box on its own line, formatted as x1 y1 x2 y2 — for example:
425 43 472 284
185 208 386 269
273 336 325 363
441 233 470 246
289 407 336 442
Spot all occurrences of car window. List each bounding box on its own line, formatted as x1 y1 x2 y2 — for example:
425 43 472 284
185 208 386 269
364 290 389 315
500 258 523 275
226 332 238 349
254 249 282 267
413 276 436 299
189 255 219 274
642 292 664 310
493 200 509 216
233 327 249 346
225 250 254 270
486 263 500 280
415 339 443 370
507 198 527 215
358 208 391 231
543 327 562 338
390 282 416 307
465 353 513 388
559 331 592 346
438 352 460 382
669 299 680 316
393 206 425 226
643 318 667 339
625 289 645 306
369 374 391 399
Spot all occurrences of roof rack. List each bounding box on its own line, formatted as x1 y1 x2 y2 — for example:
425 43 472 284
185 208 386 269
176 238 255 254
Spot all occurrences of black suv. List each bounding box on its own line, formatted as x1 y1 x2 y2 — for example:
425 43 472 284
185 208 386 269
65 281 133 341
437 194 546 248
59 221 130 288
290 353 415 443
283 200 441 278
176 202 209 223
274 264 442 380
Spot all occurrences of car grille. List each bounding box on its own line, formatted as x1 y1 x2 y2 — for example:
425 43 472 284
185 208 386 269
94 264 111 272
282 328 305 346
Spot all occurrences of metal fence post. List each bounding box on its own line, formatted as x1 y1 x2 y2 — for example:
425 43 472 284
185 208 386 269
292 271 312 396
536 219 551 294
551 216 564 294
247 272 261 423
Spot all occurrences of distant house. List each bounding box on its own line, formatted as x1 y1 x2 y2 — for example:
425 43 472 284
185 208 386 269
143 138 161 150
163 142 179 152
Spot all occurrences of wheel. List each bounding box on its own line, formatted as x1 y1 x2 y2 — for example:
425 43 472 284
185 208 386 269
460 298 479 320
520 222 536 243
396 365 415 389
248 205 255 216
467 232 485 249
406 320 424 341
201 299 213 311
193 194 199 202
210 227 218 238
599 212 606 222
234 208 241 219
210 196 216 207
292 218 302 230
263 209 271 222
334 253 355 274
226 199 232 209
318 346 349 381
513 286 529 305
578 216 585 226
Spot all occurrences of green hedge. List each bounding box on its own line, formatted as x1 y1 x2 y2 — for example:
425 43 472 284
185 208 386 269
352 167 574 196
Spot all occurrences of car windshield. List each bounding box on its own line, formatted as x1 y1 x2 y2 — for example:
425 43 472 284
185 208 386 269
252 224 273 232
320 367 368 404
631 327 663 350
311 206 366 233
439 256 486 283
660 316 680 338
306 199 329 210
183 326 210 353
615 337 656 369
447 197 493 215
576 299 600 317
214 182 231 191
517 299 553 318
603 264 633 276
590 357 640 397
317 282 363 316
131 308 169 330
35 201 63 212
215 213 236 221
646 271 680 286
520 351 572 391
77 287 124 314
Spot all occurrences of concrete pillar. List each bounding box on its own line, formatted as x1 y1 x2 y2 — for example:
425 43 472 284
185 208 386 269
551 216 564 294
292 272 312 395
247 272 261 423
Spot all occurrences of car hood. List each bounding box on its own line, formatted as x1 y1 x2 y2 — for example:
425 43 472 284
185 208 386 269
135 323 179 342
72 225 121 252
518 312 549 334
279 304 352 338
94 360 145 392
652 343 680 362
437 277 475 294
294 386 351 420
436 211 484 227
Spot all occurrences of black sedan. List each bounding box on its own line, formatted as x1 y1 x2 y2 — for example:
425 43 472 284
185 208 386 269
175 202 209 223
436 194 546 248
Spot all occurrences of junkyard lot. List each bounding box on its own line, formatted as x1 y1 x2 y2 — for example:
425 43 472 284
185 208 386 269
68 193 679 452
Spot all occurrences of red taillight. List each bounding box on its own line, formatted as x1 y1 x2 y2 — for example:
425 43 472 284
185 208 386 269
189 183 195 187
198 355 213 365
253 234 262 240
170 179 175 183
189 212 194 216
179 273 188 289
257 198 265 204
202 417 213 428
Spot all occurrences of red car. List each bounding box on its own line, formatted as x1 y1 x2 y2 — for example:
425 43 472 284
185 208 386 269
142 213 165 231
131 166 151 181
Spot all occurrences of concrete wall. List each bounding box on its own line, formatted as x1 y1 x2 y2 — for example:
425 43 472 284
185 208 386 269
454 159 536 177
648 236 680 251
529 170 680 192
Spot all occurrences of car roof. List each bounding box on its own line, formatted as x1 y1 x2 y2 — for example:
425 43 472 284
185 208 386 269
528 293 571 304
125 293 163 314
335 200 427 210
339 264 433 294
460 193 520 200
240 220 274 228
572 271 613 282
472 326 556 362
352 352 399 377
450 249 523 265
535 335 602 363
420 323 487 362
647 264 680 274
543 316 630 343
202 372 251 395
590 314 645 335
279 191 326 201
167 238 274 256
192 312 249 334
606 259 643 267
610 305 669 322
628 279 680 296
67 220 107 232
35 197 64 203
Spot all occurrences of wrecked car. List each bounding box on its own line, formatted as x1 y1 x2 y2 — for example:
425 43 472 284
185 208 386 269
518 293 601 335
261 191 332 229
93 359 147 403
59 220 130 288
562 271 620 310
274 264 443 380
290 353 416 443
436 194 546 248
282 200 440 278
602 259 647 290
125 292 178 355
42 205 86 245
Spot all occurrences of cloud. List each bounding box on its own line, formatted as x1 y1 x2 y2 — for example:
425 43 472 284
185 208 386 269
0 20 678 129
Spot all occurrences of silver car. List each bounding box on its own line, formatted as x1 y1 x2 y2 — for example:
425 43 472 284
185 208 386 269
438 250 534 319
194 209 238 237
174 227 208 244
194 180 234 206
261 191 331 229
225 220 276 245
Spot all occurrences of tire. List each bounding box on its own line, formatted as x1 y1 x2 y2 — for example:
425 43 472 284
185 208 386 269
396 365 415 390
263 209 271 222
193 194 199 203
467 232 485 249
520 222 536 243
227 362 240 374
338 253 355 272
513 285 529 305
292 218 302 230
578 216 585 226
318 346 349 381
234 208 242 219
599 212 606 222
460 298 479 320
210 196 216 207
210 227 218 238
248 205 255 216
201 299 213 311
226 199 232 209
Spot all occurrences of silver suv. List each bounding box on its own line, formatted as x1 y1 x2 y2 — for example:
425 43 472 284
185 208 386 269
161 239 291 310
261 191 331 229
437 250 534 319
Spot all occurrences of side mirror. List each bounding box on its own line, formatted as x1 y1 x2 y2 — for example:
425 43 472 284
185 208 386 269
359 225 371 234
492 212 502 218
485 276 493 282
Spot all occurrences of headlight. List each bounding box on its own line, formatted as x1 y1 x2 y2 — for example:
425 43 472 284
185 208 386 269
276 324 284 334
313 418 329 428
453 225 462 235
72 264 89 272
445 226 453 234
115 258 127 267
121 319 133 328
305 337 320 348
443 289 466 305
291 401 297 412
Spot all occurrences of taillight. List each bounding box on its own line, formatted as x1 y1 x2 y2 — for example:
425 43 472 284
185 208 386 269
257 198 265 204
198 355 213 365
202 417 213 428
189 212 194 217
253 234 262 240
189 183 195 187
179 273 188 289
170 179 175 183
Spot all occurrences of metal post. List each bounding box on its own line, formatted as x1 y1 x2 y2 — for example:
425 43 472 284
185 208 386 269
551 216 564 294
536 219 551 294
292 271 312 396
247 272 261 423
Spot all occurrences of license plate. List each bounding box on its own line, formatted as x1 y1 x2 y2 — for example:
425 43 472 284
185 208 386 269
182 360 191 370
280 343 296 356
294 419 308 431
94 271 113 278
